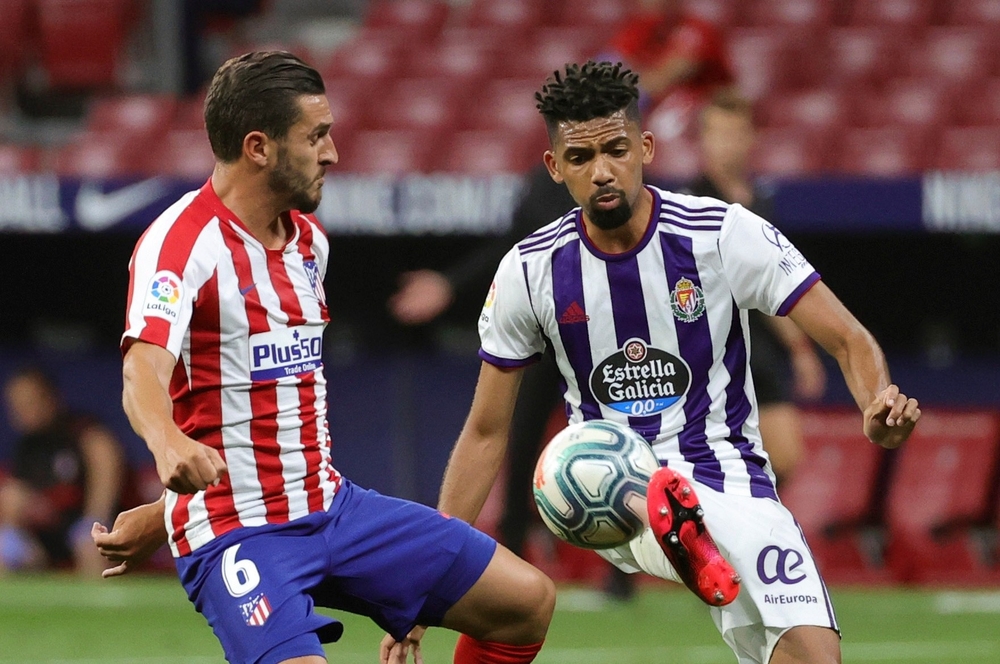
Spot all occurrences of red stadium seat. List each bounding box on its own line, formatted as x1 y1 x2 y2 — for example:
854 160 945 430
646 136 701 182
337 129 437 174
171 96 208 132
759 88 851 132
835 127 930 175
497 28 604 80
52 131 152 178
463 78 546 134
0 143 42 175
857 79 954 129
825 28 909 86
322 77 372 136
37 0 130 89
555 0 635 29
439 130 538 174
367 77 465 132
743 0 835 28
86 94 178 136
404 41 499 82
954 78 1000 126
909 28 998 83
883 411 1000 585
143 130 216 180
726 29 790 100
848 0 935 30
934 127 1000 171
364 0 450 42
464 0 549 35
751 126 830 175
685 0 743 29
780 410 895 584
0 0 30 82
316 29 408 82
943 0 1000 26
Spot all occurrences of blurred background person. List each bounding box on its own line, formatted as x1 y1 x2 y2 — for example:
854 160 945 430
683 88 827 485
0 367 125 576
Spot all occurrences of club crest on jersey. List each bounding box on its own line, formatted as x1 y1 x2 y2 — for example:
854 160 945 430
590 338 691 417
303 259 326 306
240 593 272 627
143 270 183 324
670 277 705 323
249 325 323 381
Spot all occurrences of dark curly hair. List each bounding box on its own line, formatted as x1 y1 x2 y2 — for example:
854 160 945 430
535 61 641 142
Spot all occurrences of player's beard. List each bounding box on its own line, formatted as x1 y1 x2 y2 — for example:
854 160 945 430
268 145 322 214
587 187 632 231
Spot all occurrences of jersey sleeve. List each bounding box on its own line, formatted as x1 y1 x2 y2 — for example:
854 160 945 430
122 218 215 360
478 248 546 367
719 204 821 316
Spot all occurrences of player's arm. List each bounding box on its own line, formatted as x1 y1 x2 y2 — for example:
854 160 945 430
122 341 227 493
438 362 525 524
786 281 920 448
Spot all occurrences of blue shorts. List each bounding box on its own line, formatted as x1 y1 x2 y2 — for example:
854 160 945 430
175 481 496 664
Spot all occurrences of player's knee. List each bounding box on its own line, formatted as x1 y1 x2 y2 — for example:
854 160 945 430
771 626 841 664
525 568 556 638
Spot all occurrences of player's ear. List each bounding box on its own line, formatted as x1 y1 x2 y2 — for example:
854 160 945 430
641 130 655 166
543 150 564 184
243 130 270 168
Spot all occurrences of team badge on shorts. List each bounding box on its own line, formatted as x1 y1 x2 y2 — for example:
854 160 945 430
240 593 273 626
670 277 705 323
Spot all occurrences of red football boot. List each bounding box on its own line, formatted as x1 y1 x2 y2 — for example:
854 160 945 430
647 467 741 606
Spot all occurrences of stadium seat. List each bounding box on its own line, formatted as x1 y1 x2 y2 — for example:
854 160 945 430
743 0 835 28
336 129 437 174
943 0 1000 27
170 96 208 132
367 77 465 133
726 29 790 100
554 0 635 29
404 41 499 82
463 78 547 133
759 88 851 132
438 130 538 174
825 27 909 86
322 77 372 136
954 77 1000 126
363 0 450 42
848 0 936 30
779 409 895 584
934 127 1000 171
464 0 550 35
86 94 178 137
0 0 29 83
909 28 997 83
143 130 216 180
857 79 954 129
316 29 408 82
883 411 1000 585
835 127 930 175
37 0 130 89
685 0 742 29
52 131 152 178
0 143 42 174
751 126 830 175
499 28 604 80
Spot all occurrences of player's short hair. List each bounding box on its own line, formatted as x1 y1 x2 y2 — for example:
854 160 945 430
535 61 641 143
700 87 756 126
204 51 326 163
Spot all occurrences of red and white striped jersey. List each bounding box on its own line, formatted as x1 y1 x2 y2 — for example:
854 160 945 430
123 180 342 556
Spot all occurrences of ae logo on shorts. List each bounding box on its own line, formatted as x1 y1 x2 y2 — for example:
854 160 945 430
757 545 807 585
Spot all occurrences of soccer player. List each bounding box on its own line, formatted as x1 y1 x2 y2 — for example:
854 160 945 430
438 62 920 664
91 51 554 664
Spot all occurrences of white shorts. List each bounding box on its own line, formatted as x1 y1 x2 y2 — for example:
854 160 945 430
597 479 840 664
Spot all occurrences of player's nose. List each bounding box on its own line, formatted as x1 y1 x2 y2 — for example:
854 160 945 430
320 135 338 165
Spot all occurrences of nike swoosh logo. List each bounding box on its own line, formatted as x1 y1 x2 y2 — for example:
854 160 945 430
75 178 169 230
239 284 257 296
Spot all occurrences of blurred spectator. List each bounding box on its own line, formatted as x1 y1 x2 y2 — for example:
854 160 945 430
0 367 124 576
181 0 265 94
683 89 827 484
600 0 734 139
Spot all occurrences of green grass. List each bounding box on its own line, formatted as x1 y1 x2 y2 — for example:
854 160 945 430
1 575 999 663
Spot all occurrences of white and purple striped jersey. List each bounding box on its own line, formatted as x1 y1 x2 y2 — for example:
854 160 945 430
123 180 342 556
479 185 820 499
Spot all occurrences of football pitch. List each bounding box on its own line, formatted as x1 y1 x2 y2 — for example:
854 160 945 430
1 576 999 663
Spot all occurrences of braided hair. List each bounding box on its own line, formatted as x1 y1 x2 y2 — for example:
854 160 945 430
535 61 641 141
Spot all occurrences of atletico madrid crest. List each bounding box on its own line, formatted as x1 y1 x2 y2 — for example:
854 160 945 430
669 277 705 323
240 593 273 627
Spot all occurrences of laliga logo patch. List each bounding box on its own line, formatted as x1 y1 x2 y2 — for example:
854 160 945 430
143 270 183 323
484 280 497 309
669 277 705 323
303 259 326 306
590 338 691 417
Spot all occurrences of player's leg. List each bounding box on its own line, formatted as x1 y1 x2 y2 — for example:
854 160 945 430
757 403 804 486
769 626 840 664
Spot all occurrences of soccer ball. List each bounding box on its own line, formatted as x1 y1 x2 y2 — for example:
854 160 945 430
532 419 660 550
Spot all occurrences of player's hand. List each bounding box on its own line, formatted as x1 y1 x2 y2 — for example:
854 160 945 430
91 499 168 578
380 626 426 664
156 431 227 494
863 385 921 449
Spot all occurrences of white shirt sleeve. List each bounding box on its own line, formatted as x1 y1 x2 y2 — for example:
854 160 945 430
719 204 820 316
478 247 546 366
